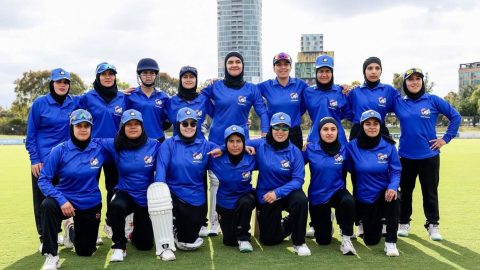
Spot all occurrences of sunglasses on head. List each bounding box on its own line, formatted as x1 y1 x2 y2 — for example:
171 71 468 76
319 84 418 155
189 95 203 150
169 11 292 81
272 125 289 132
405 68 423 76
181 120 197 128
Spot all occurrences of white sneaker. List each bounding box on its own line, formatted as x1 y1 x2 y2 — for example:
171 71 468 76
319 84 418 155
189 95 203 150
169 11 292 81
160 249 176 261
356 224 364 238
110 249 126 262
104 224 113 239
384 242 400 257
199 226 209 237
42 254 60 270
176 237 204 251
63 218 74 249
209 223 220 236
57 233 64 246
397 224 410 237
340 237 357 255
96 235 103 245
293 243 311 256
305 226 315 238
427 224 443 241
238 241 253 253
125 214 134 240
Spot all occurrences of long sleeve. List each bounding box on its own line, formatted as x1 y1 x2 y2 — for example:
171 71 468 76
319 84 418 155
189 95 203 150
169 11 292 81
38 147 67 206
387 146 401 191
274 149 305 199
252 85 269 133
433 96 461 143
25 101 41 164
154 140 172 182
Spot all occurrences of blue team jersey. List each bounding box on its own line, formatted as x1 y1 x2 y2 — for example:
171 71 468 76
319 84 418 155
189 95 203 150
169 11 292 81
155 136 218 206
304 143 346 205
26 94 78 164
347 82 400 124
249 139 305 204
38 140 105 210
346 138 401 204
202 81 269 144
393 94 461 159
257 77 307 128
209 153 257 209
165 94 212 139
126 87 170 139
303 84 352 145
97 138 160 207
78 89 126 138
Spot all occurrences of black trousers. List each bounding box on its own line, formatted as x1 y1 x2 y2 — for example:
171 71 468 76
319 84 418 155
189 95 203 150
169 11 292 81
109 191 154 251
101 163 118 225
257 189 308 246
289 126 303 150
172 193 207 243
356 194 399 245
399 155 440 225
310 189 355 245
32 173 58 242
216 192 256 246
40 197 101 256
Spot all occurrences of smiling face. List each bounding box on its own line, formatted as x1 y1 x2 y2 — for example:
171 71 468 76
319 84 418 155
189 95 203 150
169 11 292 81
227 134 244 156
226 56 243 77
181 72 197 89
272 124 289 143
124 120 142 139
405 74 423 94
53 79 70 96
363 118 380 138
320 122 338 143
365 63 382 82
274 60 291 80
73 122 91 141
99 70 116 87
179 119 197 138
316 67 333 84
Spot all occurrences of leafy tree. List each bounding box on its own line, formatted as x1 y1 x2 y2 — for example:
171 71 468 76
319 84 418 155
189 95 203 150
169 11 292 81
116 79 131 91
444 91 460 108
156 72 179 96
459 84 477 100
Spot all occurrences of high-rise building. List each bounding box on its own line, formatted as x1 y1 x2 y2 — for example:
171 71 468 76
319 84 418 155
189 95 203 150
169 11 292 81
217 0 262 83
459 62 480 89
295 34 333 85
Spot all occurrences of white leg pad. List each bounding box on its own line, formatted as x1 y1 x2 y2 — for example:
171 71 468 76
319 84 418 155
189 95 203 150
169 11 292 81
147 182 176 255
208 170 219 227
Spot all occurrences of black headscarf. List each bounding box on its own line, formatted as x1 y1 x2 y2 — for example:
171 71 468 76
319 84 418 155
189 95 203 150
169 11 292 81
176 122 197 144
223 52 245 89
225 132 245 165
315 67 334 91
403 78 425 100
317 117 341 156
266 126 290 150
49 81 69 105
363 56 382 89
93 74 118 103
114 122 148 151
357 117 395 149
177 71 199 101
69 124 91 150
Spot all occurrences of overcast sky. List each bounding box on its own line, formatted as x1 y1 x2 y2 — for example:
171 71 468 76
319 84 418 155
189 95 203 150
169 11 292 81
1 0 479 107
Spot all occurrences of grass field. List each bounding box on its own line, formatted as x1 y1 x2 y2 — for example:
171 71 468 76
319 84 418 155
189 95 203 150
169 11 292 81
1 140 479 269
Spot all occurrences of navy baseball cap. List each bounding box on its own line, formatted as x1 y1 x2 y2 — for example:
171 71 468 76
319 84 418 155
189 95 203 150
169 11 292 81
270 112 291 127
96 62 117 75
70 109 93 125
360 110 382 123
224 125 245 139
50 68 71 82
315 55 334 70
176 107 198 122
179 66 198 78
121 109 143 125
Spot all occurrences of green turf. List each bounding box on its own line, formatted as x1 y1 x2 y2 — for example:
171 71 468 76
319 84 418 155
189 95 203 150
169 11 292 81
1 140 479 269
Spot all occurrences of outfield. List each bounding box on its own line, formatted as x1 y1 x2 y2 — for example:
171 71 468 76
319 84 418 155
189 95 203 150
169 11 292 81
1 140 479 269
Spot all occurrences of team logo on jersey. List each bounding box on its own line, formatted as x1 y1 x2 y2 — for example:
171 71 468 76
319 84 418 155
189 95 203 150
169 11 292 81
196 110 203 118
155 99 163 107
329 99 338 109
421 108 431 118
114 106 123 115
144 155 153 167
238 96 247 105
193 152 203 163
377 153 388 163
241 171 251 181
280 160 290 170
90 157 99 168
378 97 386 107
334 154 344 164
290 92 299 101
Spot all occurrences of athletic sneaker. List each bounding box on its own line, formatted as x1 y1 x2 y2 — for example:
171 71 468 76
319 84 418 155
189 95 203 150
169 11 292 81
104 224 113 239
57 233 64 246
42 254 60 270
397 224 410 237
356 224 364 238
209 223 220 236
340 238 357 255
96 235 103 245
63 218 74 249
293 243 311 256
305 226 315 238
110 249 126 262
160 249 176 261
176 237 204 251
238 241 253 253
427 224 443 241
199 226 209 237
384 242 400 257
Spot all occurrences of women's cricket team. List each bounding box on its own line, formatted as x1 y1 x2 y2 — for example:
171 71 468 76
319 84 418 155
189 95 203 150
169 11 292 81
26 52 461 269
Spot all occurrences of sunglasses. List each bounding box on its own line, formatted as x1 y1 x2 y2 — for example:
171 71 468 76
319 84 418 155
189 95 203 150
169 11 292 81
181 121 197 128
272 125 289 132
273 53 292 64
405 68 423 77
71 112 92 122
